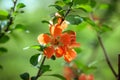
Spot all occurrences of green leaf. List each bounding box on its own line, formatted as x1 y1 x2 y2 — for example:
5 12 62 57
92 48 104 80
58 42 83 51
0 10 8 20
73 0 88 5
30 54 40 66
90 0 96 8
83 17 99 31
0 65 3 69
74 48 82 54
55 1 65 7
0 47 7 55
41 65 51 73
41 20 50 24
14 24 27 31
99 3 109 10
49 5 62 11
62 0 71 4
66 15 83 25
20 72 29 80
51 55 56 60
75 5 93 12
46 74 66 80
31 76 36 80
0 35 10 43
99 24 112 33
17 3 26 10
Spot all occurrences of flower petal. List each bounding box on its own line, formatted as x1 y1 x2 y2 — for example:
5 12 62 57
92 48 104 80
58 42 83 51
55 46 64 58
60 33 71 45
64 49 77 62
79 74 87 80
37 34 51 45
43 46 54 58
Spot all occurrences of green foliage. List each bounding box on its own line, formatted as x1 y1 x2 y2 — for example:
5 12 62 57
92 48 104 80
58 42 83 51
0 10 9 20
89 0 96 8
41 20 50 24
13 24 27 32
66 15 83 25
30 54 41 66
51 55 56 60
41 65 51 74
99 24 112 33
0 35 10 43
73 0 88 5
74 48 82 54
0 65 3 69
20 72 30 80
0 47 7 55
49 5 62 11
17 3 26 10
31 76 36 80
46 74 66 80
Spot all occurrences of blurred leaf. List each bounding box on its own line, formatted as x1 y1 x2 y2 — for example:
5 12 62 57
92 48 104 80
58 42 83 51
49 5 62 11
30 54 40 66
73 0 88 5
0 10 8 20
0 35 10 43
0 65 3 69
46 74 66 80
20 72 29 80
83 17 99 31
14 24 27 31
100 24 112 33
17 3 26 10
75 5 93 12
99 3 109 10
66 15 83 25
41 20 50 24
74 48 82 54
31 76 36 80
55 1 65 7
51 55 56 60
90 0 96 8
0 47 7 55
41 65 51 73
62 0 71 4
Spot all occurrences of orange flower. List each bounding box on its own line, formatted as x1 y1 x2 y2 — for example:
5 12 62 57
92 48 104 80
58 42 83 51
37 14 80 62
79 73 94 80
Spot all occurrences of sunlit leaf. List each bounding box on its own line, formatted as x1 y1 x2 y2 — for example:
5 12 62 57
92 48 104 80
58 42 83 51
20 72 29 80
75 5 93 12
0 35 10 43
66 15 83 25
17 3 26 10
46 74 66 80
0 10 8 20
49 5 62 11
41 65 51 74
30 54 40 66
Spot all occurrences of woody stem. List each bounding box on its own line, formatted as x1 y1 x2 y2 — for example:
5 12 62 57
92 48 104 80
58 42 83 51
35 56 46 80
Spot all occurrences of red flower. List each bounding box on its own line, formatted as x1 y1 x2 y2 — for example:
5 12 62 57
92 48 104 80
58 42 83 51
79 73 94 80
37 14 80 62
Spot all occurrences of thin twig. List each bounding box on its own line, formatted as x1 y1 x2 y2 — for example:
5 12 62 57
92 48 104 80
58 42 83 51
118 54 120 80
35 56 46 80
97 34 117 78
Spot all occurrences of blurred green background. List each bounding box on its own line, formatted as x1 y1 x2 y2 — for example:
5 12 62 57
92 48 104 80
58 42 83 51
0 0 120 80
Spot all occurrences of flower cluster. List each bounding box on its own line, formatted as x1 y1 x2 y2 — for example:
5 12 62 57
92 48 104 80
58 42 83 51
37 13 80 62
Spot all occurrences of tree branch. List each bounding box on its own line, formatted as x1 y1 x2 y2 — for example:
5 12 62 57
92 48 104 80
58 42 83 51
97 34 117 78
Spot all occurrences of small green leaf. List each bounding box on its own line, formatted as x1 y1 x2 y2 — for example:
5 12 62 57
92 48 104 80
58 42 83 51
51 55 56 60
100 24 112 33
0 10 8 20
14 24 26 31
49 5 62 11
74 48 82 54
0 47 7 55
0 35 10 43
17 3 26 9
73 0 88 5
41 65 51 73
46 74 66 80
41 20 50 24
62 0 71 4
20 72 29 80
0 65 3 69
99 3 109 10
30 54 40 66
55 1 65 7
75 5 93 12
66 15 83 25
